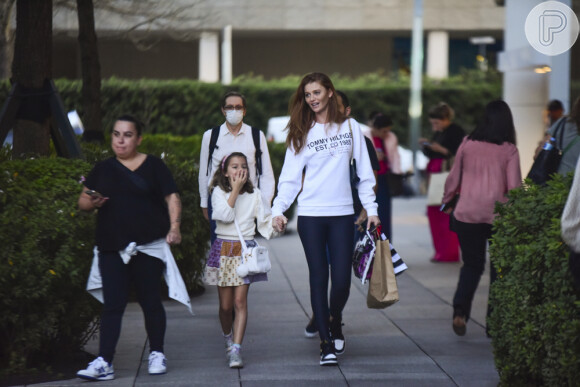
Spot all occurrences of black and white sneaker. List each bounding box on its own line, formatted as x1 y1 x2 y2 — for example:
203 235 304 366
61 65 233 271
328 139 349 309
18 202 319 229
320 340 337 366
330 318 345 355
304 317 318 338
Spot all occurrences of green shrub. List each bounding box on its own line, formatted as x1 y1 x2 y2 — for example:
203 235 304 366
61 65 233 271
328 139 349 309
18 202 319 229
2 73 578 145
0 72 505 146
0 137 211 375
0 158 100 372
489 174 580 386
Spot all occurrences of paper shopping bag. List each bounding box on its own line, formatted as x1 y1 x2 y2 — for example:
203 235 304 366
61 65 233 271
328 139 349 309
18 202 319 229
426 172 449 206
367 237 399 309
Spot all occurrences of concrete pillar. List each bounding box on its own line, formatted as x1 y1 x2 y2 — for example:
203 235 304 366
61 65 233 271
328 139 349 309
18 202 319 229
426 31 449 79
499 0 550 176
548 35 571 113
221 25 232 85
504 69 548 175
198 31 219 83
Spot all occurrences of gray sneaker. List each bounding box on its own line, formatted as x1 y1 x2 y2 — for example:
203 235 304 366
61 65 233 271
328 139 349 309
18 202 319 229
228 346 244 368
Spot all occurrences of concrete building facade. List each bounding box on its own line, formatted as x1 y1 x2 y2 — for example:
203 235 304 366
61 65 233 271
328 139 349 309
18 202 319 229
52 0 506 81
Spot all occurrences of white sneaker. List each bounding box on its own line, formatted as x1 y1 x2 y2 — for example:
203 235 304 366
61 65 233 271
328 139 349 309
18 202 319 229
77 356 114 381
228 346 244 368
148 351 167 375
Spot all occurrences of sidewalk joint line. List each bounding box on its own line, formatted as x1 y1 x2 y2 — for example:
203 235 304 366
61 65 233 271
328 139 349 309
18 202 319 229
264 238 349 384
134 337 147 385
352 278 460 386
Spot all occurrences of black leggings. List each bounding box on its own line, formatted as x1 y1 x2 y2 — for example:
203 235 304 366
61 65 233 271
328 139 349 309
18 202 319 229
98 251 166 363
452 219 496 322
298 215 354 342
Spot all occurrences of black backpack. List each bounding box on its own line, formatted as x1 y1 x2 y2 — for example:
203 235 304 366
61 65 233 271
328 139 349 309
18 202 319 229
205 126 263 186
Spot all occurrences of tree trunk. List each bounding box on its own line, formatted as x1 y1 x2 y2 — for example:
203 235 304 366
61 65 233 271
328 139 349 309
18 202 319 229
11 0 52 158
77 0 103 143
0 0 15 79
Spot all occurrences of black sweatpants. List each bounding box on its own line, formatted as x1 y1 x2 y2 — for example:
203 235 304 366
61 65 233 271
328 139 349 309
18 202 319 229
452 219 496 322
298 215 354 342
98 251 166 363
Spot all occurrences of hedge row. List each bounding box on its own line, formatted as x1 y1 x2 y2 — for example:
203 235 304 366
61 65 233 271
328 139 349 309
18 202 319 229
0 157 101 372
489 175 580 386
0 72 513 145
2 73 579 146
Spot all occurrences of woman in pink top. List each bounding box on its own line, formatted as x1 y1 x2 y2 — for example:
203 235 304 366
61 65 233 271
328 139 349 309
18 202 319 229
442 100 522 336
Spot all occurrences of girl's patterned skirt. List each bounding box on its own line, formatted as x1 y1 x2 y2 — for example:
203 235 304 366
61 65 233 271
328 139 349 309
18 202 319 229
204 238 268 286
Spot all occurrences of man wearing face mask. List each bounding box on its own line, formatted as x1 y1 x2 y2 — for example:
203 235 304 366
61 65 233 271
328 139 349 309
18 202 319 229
199 91 275 244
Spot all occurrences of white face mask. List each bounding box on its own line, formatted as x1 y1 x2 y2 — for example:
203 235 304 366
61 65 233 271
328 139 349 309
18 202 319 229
225 110 244 126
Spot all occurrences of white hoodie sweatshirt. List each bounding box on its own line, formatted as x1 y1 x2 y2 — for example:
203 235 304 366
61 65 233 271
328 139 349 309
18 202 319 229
272 118 378 218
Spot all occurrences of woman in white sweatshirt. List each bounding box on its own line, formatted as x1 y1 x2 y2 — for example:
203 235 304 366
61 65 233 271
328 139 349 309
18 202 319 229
272 72 379 366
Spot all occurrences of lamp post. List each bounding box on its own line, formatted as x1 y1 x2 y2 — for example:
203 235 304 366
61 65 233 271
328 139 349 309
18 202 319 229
408 0 424 193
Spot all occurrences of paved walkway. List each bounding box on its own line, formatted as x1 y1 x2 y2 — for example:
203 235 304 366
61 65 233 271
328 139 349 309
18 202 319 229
28 197 499 387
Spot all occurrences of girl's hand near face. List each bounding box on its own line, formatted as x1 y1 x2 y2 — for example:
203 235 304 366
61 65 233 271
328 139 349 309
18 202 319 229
224 155 248 208
230 169 247 193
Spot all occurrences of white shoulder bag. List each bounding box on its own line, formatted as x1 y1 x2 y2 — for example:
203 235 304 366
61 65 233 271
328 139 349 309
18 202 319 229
234 218 271 277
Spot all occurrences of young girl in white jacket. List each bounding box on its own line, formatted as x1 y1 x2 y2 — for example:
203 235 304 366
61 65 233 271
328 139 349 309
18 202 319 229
204 152 278 369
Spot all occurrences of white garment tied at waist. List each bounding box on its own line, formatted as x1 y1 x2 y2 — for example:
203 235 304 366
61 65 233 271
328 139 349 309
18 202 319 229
86 238 193 315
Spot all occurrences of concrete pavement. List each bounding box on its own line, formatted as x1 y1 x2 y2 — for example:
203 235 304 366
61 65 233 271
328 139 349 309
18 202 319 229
27 196 499 387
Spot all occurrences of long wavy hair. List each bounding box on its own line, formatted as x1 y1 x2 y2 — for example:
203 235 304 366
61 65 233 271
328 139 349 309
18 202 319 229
468 100 517 145
286 72 345 154
210 152 254 194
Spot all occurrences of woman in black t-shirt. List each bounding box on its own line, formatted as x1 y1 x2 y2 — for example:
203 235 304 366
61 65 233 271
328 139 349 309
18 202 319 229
76 115 182 380
419 103 465 263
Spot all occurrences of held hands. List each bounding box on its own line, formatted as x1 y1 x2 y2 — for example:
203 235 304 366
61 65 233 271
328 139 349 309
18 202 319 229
273 215 288 233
